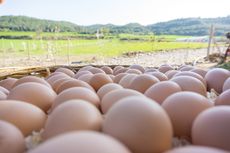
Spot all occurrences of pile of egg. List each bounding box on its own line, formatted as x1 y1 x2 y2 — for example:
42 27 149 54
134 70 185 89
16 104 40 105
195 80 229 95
0 64 229 153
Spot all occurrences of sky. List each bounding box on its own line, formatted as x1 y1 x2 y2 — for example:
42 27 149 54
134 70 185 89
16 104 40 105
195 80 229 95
0 0 229 25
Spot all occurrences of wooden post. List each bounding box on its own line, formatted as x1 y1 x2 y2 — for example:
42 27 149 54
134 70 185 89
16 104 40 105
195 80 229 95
207 24 215 60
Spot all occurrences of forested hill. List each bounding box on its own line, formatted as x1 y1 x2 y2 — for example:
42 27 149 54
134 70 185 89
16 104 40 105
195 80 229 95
0 15 230 36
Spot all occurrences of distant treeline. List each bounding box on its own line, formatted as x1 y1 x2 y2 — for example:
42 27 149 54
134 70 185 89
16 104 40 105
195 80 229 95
0 15 230 36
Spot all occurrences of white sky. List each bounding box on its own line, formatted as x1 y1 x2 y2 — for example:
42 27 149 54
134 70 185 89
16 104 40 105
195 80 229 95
0 0 229 25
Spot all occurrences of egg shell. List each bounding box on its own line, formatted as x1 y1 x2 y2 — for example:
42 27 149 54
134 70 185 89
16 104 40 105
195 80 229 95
29 131 131 153
73 71 92 79
0 77 17 90
97 83 123 100
46 73 70 86
55 67 75 77
162 91 213 139
205 68 230 94
89 73 113 91
171 76 207 97
190 68 208 78
113 73 128 83
163 146 228 153
42 100 103 140
113 65 124 73
129 64 145 73
144 81 182 104
13 76 51 89
78 73 94 84
100 66 113 74
119 74 138 88
126 69 142 74
165 70 180 79
0 100 47 136
158 65 174 73
215 89 230 105
88 67 105 74
192 106 230 151
129 74 160 93
102 96 173 153
52 78 72 92
8 82 57 112
56 79 94 94
101 89 144 114
51 87 100 111
0 120 25 153
223 77 230 92
147 71 168 81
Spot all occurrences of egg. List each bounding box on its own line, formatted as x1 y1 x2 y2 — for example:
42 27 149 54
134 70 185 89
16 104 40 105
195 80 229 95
162 91 213 140
165 70 180 79
29 131 131 153
55 67 75 77
97 83 123 100
113 73 127 83
205 68 230 94
145 81 182 104
51 87 100 111
102 96 173 153
108 74 115 81
0 90 7 100
163 146 228 153
158 65 174 73
0 77 17 90
119 74 138 88
126 69 142 74
215 89 230 105
147 71 168 81
101 66 113 74
190 68 208 78
0 100 46 136
52 78 72 92
46 73 70 86
223 77 230 92
0 120 25 153
42 100 102 140
8 82 57 112
73 71 92 79
113 67 129 75
180 66 195 71
89 73 113 91
0 86 9 95
78 66 93 72
56 79 94 94
171 76 207 96
12 76 51 89
113 65 124 73
192 106 230 151
78 73 94 84
88 67 106 74
101 89 144 114
129 74 160 93
129 64 145 73
144 68 159 73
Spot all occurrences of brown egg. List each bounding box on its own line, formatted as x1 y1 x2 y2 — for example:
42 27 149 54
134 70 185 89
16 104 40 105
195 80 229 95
129 64 145 73
171 76 207 96
0 100 46 136
13 76 51 89
191 68 208 78
8 82 57 112
55 67 75 77
102 96 173 153
180 66 195 71
108 74 115 81
29 131 131 153
0 120 25 153
162 91 213 139
145 81 182 104
223 77 230 92
88 67 105 74
129 74 160 93
163 146 228 153
205 68 230 94
126 69 142 74
52 78 72 92
113 65 124 73
42 100 103 140
119 74 138 88
78 66 93 72
173 71 207 87
0 90 7 100
73 71 92 79
0 77 17 90
113 73 128 83
45 72 66 80
101 89 144 114
192 106 230 151
0 86 9 95
215 89 230 105
97 83 123 100
78 73 94 84
144 68 159 73
51 87 100 111
56 79 94 94
101 66 113 74
165 70 180 79
147 71 168 81
89 73 113 91
113 67 129 75
46 73 70 86
158 65 174 73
